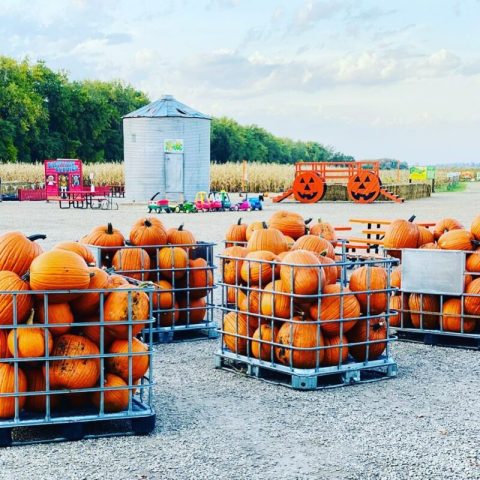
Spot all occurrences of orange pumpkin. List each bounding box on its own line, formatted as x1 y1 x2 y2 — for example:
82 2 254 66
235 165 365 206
29 250 91 303
25 368 60 412
251 325 279 361
0 231 45 276
438 229 474 251
0 330 10 358
80 318 115 349
322 335 349 367
178 297 207 324
106 338 149 382
246 222 288 255
36 302 73 337
81 222 125 248
283 235 295 249
347 318 387 361
47 334 100 389
433 218 463 240
309 284 360 337
108 274 129 288
417 226 434 247
471 214 480 241
151 280 174 311
158 300 180 327
309 219 337 247
291 235 335 259
260 280 293 319
383 219 419 258
441 298 476 333
70 267 110 316
222 312 254 355
408 294 440 329
238 289 263 324
225 218 248 247
187 258 213 299
349 266 388 315
391 267 402 289
280 250 323 296
54 241 95 265
158 247 188 280
318 256 337 285
240 251 278 286
245 221 265 241
419 242 440 250
268 211 309 240
112 248 150 281
104 287 149 339
221 246 249 285
91 373 130 412
0 363 27 418
466 248 480 273
227 286 246 306
464 278 480 316
166 224 196 248
0 271 33 325
275 320 324 368
388 294 405 328
129 217 167 249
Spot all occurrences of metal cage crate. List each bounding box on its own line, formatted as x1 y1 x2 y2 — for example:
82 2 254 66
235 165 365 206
0 283 155 446
216 248 399 390
87 242 217 343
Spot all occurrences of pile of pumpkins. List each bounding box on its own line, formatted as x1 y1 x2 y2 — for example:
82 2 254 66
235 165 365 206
0 229 151 418
80 218 213 327
385 215 480 333
221 211 390 369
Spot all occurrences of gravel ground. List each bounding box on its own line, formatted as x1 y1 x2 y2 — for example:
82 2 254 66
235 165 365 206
0 186 479 479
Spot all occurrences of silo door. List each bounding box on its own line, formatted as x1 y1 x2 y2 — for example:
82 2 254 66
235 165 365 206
165 153 184 195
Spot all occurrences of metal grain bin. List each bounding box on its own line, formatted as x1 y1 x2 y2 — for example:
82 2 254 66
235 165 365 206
123 95 211 202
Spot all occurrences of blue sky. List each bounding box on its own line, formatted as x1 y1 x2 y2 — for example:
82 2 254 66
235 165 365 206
1 0 480 164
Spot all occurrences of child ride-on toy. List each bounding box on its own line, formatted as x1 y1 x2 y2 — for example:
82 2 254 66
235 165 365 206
174 201 197 213
148 193 176 213
233 193 264 211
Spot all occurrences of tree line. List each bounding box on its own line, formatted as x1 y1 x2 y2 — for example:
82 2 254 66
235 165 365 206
1 55 360 165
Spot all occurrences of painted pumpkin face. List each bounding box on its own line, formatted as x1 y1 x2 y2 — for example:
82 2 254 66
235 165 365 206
347 171 381 203
293 172 326 203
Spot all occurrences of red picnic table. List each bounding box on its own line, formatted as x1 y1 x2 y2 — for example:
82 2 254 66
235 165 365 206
57 190 118 210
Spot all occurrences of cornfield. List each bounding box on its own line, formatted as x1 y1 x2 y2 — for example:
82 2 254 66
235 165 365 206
0 162 474 192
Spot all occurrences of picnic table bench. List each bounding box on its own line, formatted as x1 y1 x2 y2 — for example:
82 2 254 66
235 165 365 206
53 191 119 210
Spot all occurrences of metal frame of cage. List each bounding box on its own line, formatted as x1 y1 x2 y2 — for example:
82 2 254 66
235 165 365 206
86 242 217 342
391 248 480 347
0 283 155 445
216 247 399 389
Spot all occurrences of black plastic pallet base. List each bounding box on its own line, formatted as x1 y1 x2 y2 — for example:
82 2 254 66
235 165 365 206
0 413 156 447
144 325 218 344
396 329 480 350
215 355 397 390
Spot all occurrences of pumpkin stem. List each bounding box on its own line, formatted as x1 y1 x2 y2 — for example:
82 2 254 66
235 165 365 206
237 218 242 225
319 249 328 257
178 223 185 231
262 221 268 229
304 218 312 225
472 239 480 248
107 223 114 234
21 272 30 282
28 234 47 241
144 219 152 227
408 215 416 222
26 308 34 325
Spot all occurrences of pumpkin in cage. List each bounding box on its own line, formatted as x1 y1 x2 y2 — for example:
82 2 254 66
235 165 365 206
178 297 207 324
347 318 387 362
260 280 293 319
438 229 475 251
36 302 74 337
166 224 196 249
91 373 130 412
25 368 60 413
441 298 476 333
226 286 246 306
247 222 289 255
291 235 335 259
433 218 463 240
322 335 349 367
0 271 33 326
388 294 406 328
222 311 255 355
417 226 434 247
268 211 310 240
238 289 263 324
383 219 419 257
245 221 265 242
349 266 388 315
222 246 249 285
106 338 149 382
80 316 116 348
225 218 248 247
54 241 95 265
80 223 125 258
251 325 279 361
280 250 324 296
187 258 213 299
408 293 440 329
390 267 402 289
112 248 151 281
129 217 167 250
159 301 180 327
472 214 480 241
158 247 188 280
464 278 480 316
0 363 27 418
0 330 9 359
318 256 337 285
70 267 110 316
0 231 46 277
466 248 480 273
309 219 337 247
240 251 279 286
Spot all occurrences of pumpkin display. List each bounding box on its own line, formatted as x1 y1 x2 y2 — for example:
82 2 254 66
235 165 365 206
0 231 46 277
166 224 196 248
36 302 74 337
309 284 360 337
292 171 326 203
383 219 419 253
438 229 475 251
70 267 110 316
227 286 246 306
346 170 382 203
24 368 60 412
275 320 324 368
103 287 149 339
151 280 174 311
29 250 91 303
417 226 435 247
251 325 279 361
108 274 129 288
247 223 289 255
309 219 337 247
0 363 27 418
240 251 278 286
268 211 310 240
238 289 262 323
433 218 463 240
187 258 213 299
347 318 387 361
158 247 188 280
222 246 249 285
0 330 10 358
245 221 265 241
408 294 440 329
112 248 150 281
419 242 440 250
225 218 248 247
322 335 349 367
318 256 337 285
54 241 95 265
80 319 115 348
129 217 167 250
349 266 388 315
283 235 295 249
178 297 207 324
91 373 129 412
389 295 404 328
441 298 476 333
466 249 480 273
280 250 323 296
0 271 33 326
159 301 180 327
222 311 254 355
81 222 125 247
472 214 480 241
47 334 100 389
291 235 335 259
464 278 480 316
260 280 293 319
106 338 149 382
390 267 402 289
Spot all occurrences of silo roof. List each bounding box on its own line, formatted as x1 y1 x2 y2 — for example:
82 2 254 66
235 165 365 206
123 95 211 120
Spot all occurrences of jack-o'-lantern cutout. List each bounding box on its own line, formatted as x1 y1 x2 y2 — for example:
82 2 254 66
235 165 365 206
347 171 382 204
293 172 326 203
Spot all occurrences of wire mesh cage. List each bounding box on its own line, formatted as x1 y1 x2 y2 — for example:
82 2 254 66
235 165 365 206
0 282 155 446
87 242 217 343
391 249 480 349
216 247 399 390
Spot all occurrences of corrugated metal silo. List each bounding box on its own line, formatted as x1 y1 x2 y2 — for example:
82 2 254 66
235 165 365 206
123 95 211 202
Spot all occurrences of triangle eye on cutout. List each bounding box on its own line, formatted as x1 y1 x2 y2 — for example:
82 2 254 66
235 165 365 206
308 178 315 183
354 176 361 182
364 176 370 182
300 178 305 183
